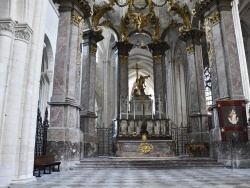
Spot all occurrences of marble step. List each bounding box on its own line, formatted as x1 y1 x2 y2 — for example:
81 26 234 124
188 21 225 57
75 157 229 169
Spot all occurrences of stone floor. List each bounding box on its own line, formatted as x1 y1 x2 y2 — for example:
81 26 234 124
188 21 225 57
10 168 250 188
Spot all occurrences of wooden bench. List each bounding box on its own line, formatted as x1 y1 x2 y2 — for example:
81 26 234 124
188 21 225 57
33 155 61 177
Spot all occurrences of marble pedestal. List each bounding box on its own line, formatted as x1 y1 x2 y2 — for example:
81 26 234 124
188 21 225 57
115 140 175 157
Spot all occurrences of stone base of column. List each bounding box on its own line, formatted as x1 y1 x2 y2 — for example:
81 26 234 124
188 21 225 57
210 140 250 168
46 127 83 170
80 113 98 157
10 176 36 185
83 133 99 157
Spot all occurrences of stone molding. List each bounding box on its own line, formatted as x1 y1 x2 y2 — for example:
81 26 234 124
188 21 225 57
82 29 104 46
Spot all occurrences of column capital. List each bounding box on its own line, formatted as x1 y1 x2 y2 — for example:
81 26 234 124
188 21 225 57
148 42 170 56
114 42 133 56
82 29 104 46
194 0 233 19
179 29 204 45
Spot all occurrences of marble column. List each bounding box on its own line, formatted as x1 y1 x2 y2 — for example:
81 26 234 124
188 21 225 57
80 30 103 157
113 42 133 119
48 5 85 168
194 0 248 166
180 29 209 143
148 42 170 118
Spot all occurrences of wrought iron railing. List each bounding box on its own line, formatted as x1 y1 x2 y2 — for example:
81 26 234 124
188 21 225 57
35 107 49 156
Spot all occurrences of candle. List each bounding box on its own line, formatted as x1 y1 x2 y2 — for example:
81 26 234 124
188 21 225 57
120 95 122 119
133 97 135 120
165 94 168 119
159 94 161 119
151 99 153 119
127 96 129 119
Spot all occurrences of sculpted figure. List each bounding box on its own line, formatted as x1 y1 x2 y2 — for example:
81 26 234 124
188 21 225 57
137 75 150 95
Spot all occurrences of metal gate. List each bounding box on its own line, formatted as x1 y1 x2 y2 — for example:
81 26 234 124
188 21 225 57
97 125 114 156
169 120 190 155
35 107 49 156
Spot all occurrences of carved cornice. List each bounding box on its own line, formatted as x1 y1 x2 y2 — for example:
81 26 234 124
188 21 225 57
186 44 195 55
209 11 221 26
179 29 204 43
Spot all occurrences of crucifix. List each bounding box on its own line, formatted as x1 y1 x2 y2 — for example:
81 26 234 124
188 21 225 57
132 63 141 81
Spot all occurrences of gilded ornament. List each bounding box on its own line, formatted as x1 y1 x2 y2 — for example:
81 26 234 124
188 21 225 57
168 19 178 29
119 55 128 63
90 46 97 56
139 143 153 153
153 55 162 63
92 0 115 31
167 0 191 33
209 11 220 26
141 134 147 141
186 44 194 55
71 11 82 25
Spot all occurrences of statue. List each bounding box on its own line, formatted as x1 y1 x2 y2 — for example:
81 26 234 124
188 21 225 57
136 75 150 95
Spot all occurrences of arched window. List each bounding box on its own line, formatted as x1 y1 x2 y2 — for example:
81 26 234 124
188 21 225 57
204 66 212 114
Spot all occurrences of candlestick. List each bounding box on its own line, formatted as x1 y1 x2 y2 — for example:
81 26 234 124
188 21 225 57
151 99 153 119
159 94 161 119
127 96 129 119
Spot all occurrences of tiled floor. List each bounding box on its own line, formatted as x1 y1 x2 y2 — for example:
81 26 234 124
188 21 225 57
10 168 250 188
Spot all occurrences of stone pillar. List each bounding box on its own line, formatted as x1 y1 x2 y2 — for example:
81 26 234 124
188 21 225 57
180 29 209 143
195 0 248 166
80 30 103 157
148 42 170 118
113 42 133 119
48 4 85 168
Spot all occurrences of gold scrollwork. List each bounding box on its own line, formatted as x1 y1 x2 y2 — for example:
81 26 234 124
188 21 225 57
77 20 84 76
186 44 194 55
71 11 82 25
90 46 97 56
119 55 128 63
153 55 162 63
209 11 220 26
139 143 153 154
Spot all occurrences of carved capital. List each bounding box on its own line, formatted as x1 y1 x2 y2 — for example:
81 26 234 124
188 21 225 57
15 24 32 42
148 42 170 56
179 29 204 43
82 29 104 45
186 44 195 55
115 42 133 56
0 22 15 33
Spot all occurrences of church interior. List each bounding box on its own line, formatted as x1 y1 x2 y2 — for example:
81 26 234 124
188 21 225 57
1 0 250 186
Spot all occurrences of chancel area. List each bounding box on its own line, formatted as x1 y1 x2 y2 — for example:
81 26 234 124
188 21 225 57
1 0 250 186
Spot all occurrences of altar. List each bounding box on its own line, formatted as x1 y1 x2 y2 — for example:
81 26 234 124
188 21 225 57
114 64 175 157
